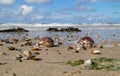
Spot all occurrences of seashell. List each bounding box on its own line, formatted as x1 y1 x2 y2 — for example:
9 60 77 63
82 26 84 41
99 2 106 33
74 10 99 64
90 50 101 54
0 62 6 65
0 52 7 55
30 46 41 51
15 54 23 60
8 46 16 50
21 56 28 60
33 52 40 55
76 47 81 51
28 55 41 61
83 59 92 67
39 37 54 47
0 43 3 46
21 41 32 46
23 50 32 57
67 46 74 51
32 55 41 61
77 37 94 49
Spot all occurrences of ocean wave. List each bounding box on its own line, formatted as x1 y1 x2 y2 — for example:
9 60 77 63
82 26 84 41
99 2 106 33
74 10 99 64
0 23 120 31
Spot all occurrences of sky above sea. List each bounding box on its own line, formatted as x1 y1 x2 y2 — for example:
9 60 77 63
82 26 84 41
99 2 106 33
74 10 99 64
0 0 120 24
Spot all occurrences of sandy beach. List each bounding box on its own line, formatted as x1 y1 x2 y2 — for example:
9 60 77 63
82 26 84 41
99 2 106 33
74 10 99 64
0 0 120 75
0 35 120 76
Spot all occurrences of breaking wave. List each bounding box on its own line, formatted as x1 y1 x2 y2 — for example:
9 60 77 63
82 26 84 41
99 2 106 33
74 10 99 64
0 23 120 31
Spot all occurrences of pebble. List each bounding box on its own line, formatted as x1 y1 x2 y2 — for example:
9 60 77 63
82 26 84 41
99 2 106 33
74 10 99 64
83 59 92 67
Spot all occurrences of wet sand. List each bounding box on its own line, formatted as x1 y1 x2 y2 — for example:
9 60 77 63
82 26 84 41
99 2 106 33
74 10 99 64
0 38 120 76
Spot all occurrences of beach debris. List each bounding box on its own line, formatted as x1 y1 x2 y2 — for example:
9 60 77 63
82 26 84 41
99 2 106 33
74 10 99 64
23 50 32 57
14 50 41 61
67 59 84 67
3 39 19 44
23 50 41 61
15 54 23 60
30 43 41 51
74 50 79 53
21 56 28 60
33 52 40 55
31 55 41 61
76 47 81 51
76 37 94 50
90 49 101 54
8 46 16 50
67 46 74 51
0 52 7 55
39 37 54 47
10 39 19 44
83 59 92 67
0 62 6 65
20 41 32 46
30 46 41 51
57 42 63 45
0 42 3 46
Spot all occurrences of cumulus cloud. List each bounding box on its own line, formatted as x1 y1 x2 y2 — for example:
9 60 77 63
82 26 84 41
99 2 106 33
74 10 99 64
25 0 51 4
20 5 33 15
0 0 15 4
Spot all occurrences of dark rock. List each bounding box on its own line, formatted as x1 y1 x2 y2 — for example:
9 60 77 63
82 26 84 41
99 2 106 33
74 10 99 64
0 28 29 32
47 27 81 32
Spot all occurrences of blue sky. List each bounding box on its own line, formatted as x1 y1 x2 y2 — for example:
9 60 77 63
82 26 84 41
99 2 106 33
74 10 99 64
0 0 120 23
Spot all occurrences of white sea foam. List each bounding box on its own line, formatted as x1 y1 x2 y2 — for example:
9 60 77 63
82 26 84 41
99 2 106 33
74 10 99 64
0 23 120 31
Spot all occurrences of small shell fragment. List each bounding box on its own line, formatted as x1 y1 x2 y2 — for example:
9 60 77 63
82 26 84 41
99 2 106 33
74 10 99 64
90 50 101 54
0 52 7 55
30 47 41 51
23 50 32 57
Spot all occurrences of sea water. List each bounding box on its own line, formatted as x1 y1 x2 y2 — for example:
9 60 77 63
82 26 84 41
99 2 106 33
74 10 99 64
0 23 120 44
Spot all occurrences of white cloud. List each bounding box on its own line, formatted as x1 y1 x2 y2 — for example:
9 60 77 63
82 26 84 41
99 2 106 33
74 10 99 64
25 0 51 4
75 5 95 12
0 0 15 4
20 5 33 15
